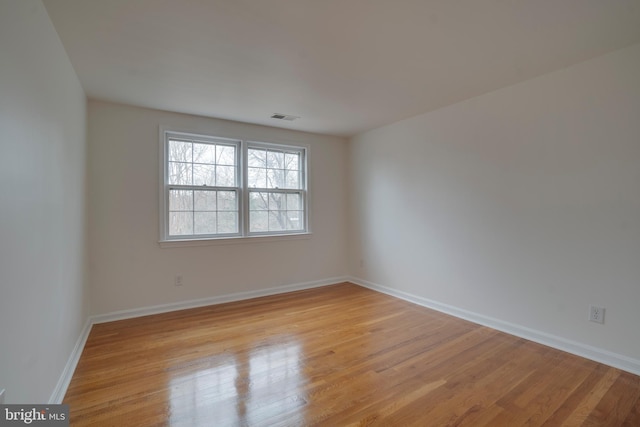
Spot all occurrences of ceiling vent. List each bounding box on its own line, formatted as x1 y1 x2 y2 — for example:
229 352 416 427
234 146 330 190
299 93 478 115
271 113 299 121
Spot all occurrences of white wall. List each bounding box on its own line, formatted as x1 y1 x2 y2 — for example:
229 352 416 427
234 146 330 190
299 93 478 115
88 101 348 315
349 43 640 364
0 0 88 403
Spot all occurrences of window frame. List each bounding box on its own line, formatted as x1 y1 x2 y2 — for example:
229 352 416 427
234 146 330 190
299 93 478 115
159 128 309 244
244 141 308 237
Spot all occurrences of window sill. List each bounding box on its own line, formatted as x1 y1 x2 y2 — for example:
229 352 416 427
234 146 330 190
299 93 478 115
158 232 312 248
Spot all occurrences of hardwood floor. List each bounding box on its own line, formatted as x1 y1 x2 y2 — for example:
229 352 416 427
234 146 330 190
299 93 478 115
64 283 640 426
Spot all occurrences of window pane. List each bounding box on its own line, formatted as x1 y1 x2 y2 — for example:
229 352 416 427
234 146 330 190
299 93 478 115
170 212 193 235
268 211 286 232
248 167 266 188
169 189 193 211
217 145 236 166
217 191 237 211
286 193 301 210
169 140 192 163
267 151 284 169
169 162 192 185
248 149 266 167
250 211 268 232
194 212 216 234
194 190 216 211
249 192 268 211
286 211 303 230
266 168 284 189
193 164 215 186
217 212 238 233
268 192 284 210
284 170 300 189
193 143 216 164
216 165 236 187
285 153 299 171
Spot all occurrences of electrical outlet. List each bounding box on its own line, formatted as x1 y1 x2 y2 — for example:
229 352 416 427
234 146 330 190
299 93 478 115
175 275 183 287
589 305 605 324
0 388 5 404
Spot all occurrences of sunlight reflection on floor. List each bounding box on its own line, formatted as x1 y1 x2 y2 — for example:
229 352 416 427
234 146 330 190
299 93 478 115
169 338 304 426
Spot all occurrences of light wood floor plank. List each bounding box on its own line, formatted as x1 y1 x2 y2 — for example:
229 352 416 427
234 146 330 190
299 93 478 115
64 283 640 426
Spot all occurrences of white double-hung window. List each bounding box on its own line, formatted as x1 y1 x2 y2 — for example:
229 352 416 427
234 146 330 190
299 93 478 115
160 129 307 242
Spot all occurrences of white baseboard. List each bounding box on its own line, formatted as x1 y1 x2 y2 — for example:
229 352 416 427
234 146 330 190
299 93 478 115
349 276 640 376
49 317 93 404
51 274 638 404
92 276 349 324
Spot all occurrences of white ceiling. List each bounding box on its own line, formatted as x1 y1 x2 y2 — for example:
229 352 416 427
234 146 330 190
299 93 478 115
43 0 640 137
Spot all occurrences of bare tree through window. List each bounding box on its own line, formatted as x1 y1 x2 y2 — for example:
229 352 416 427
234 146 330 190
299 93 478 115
248 148 304 233
162 131 307 240
167 137 239 236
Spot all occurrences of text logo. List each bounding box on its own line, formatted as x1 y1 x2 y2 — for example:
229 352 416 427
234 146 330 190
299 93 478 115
0 405 68 426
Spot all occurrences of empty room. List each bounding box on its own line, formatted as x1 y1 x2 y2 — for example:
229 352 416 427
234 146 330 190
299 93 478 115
1 0 640 425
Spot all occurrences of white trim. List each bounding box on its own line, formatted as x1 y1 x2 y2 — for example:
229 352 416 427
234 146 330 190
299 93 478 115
349 276 640 376
49 318 93 404
92 276 348 324
159 126 169 241
159 231 312 248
